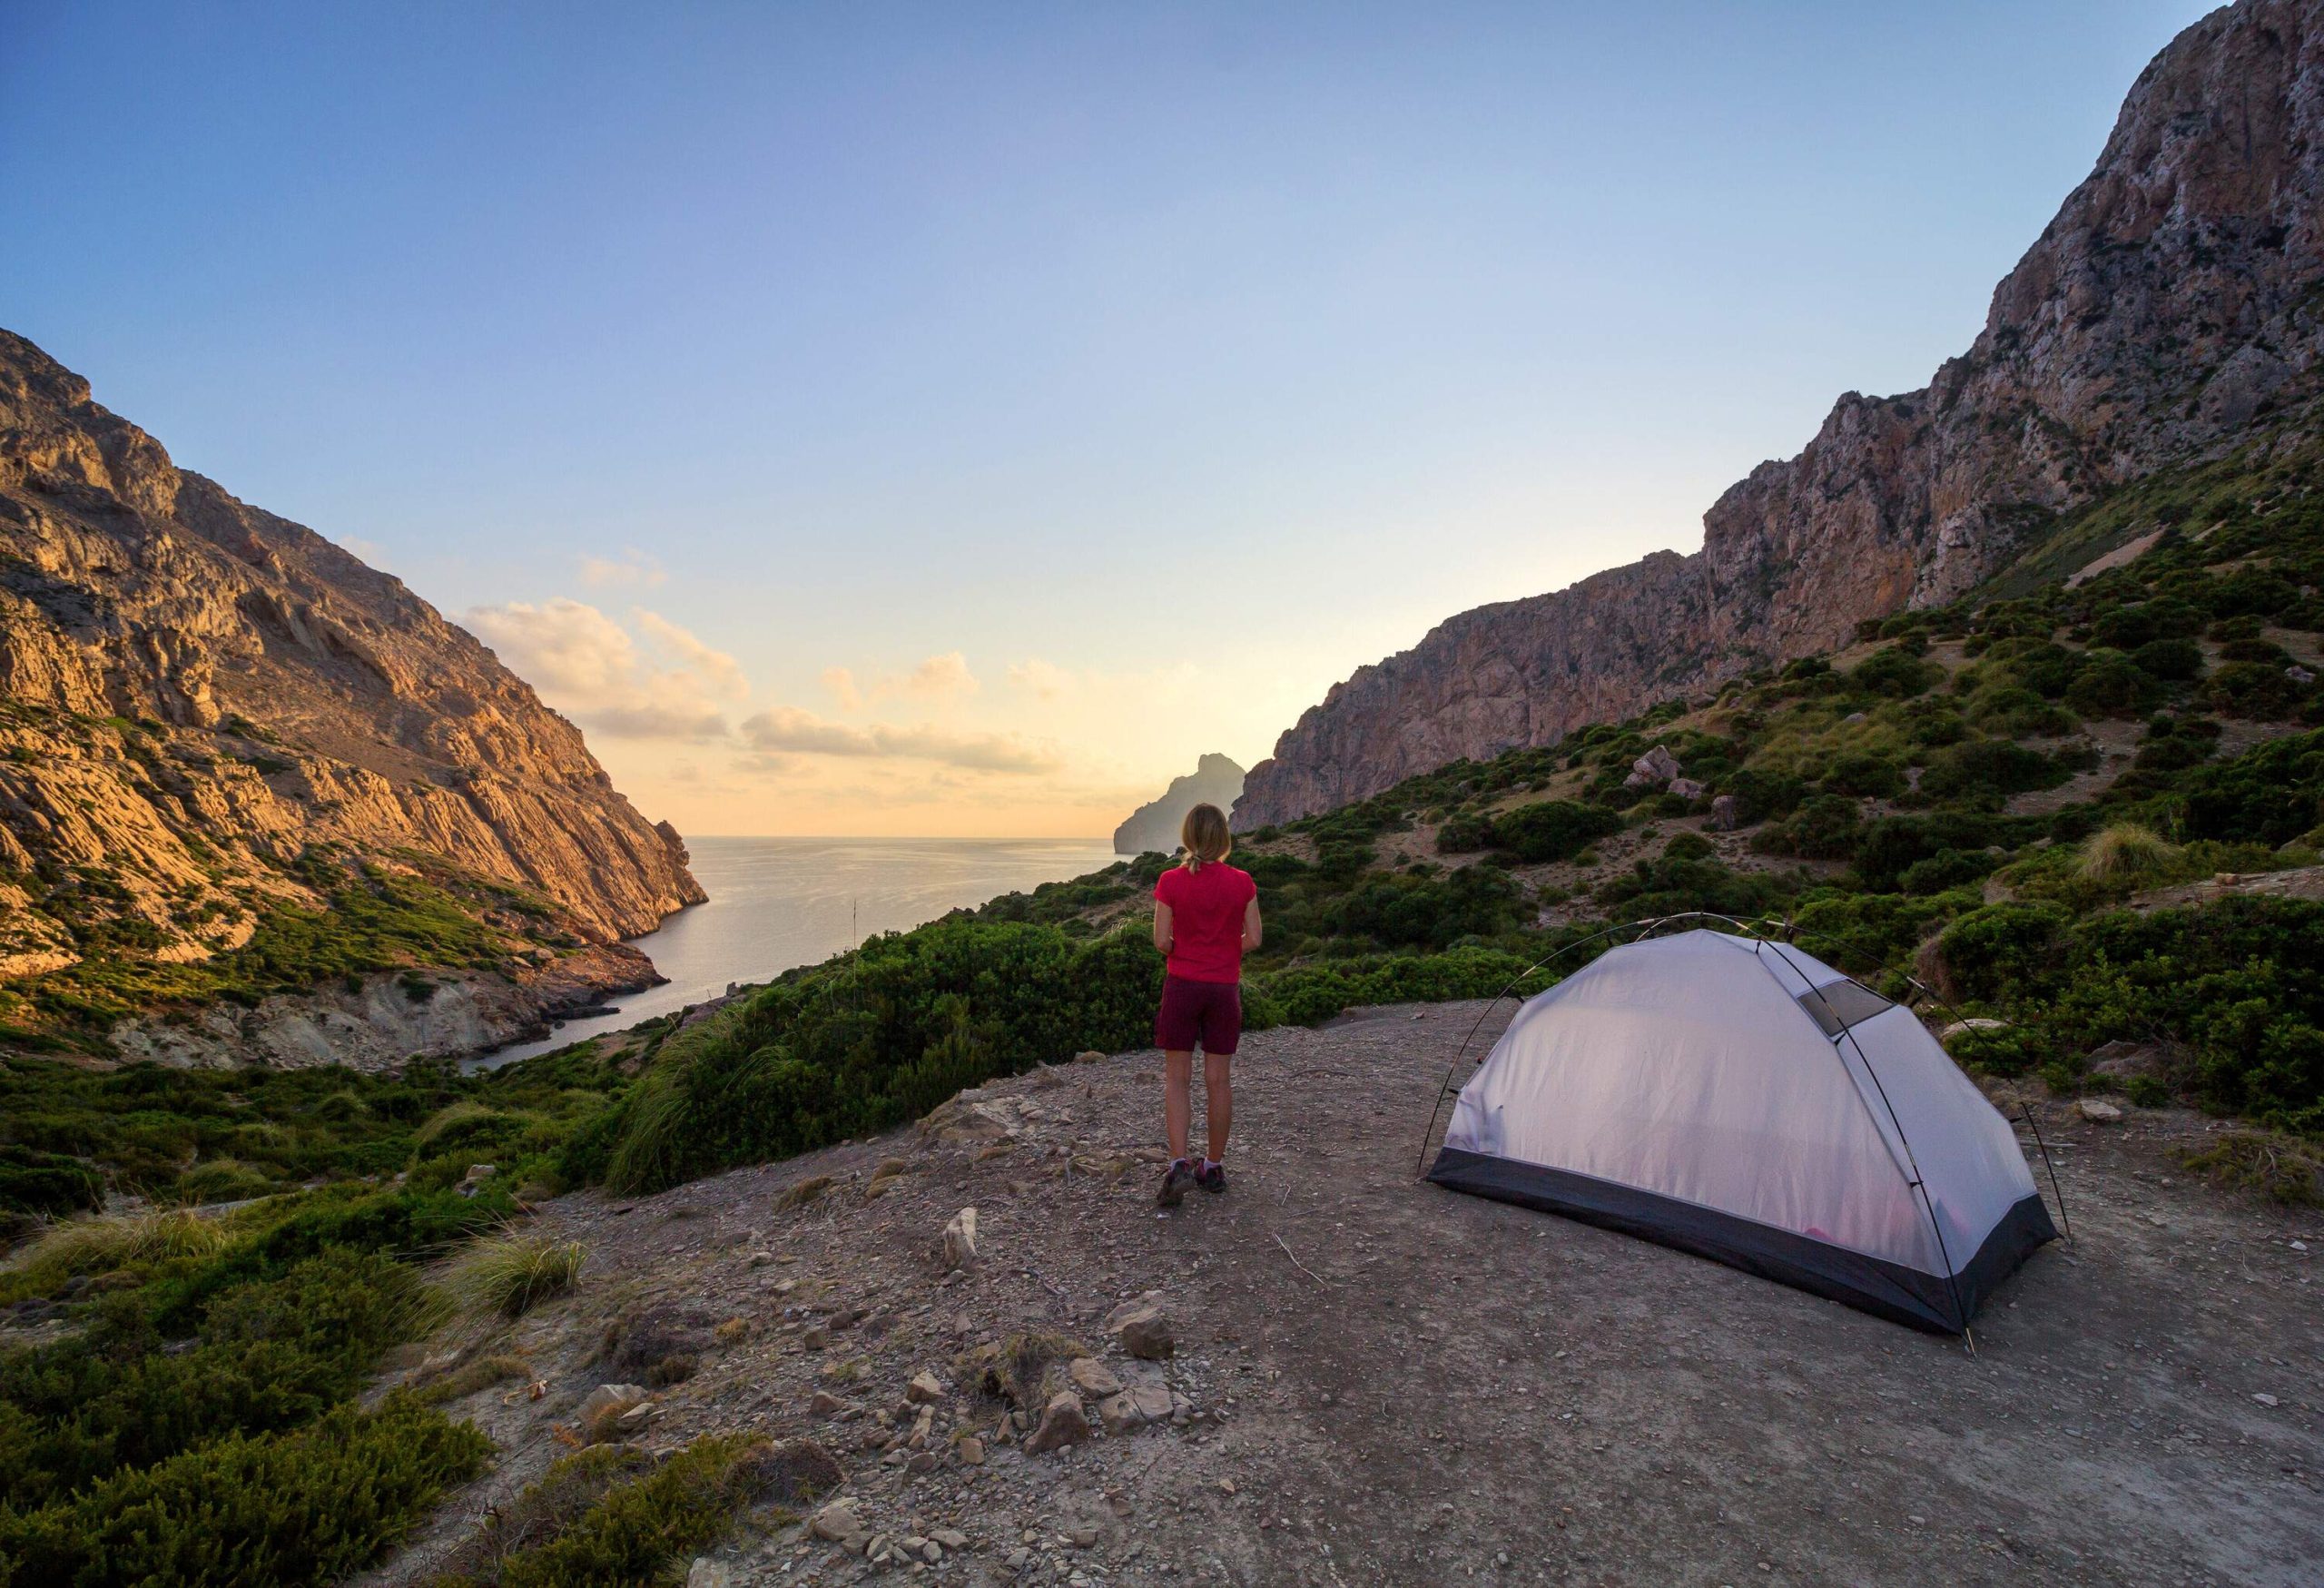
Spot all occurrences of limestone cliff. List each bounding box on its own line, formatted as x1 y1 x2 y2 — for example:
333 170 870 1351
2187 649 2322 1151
1236 0 2324 828
1112 754 1246 855
0 330 704 1051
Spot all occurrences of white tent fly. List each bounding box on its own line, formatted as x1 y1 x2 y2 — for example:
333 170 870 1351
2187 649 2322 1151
1427 928 2056 1333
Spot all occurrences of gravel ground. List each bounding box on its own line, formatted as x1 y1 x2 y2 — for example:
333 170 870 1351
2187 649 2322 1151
369 1001 2322 1588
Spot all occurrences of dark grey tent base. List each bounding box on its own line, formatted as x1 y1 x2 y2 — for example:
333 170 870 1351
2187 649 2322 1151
1427 1147 2056 1334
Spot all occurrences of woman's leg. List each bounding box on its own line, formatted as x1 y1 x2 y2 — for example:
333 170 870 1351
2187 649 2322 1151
1203 1051 1231 1163
1164 1050 1195 1162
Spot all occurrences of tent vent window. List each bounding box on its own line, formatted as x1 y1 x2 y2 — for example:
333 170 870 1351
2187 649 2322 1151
1795 980 1894 1039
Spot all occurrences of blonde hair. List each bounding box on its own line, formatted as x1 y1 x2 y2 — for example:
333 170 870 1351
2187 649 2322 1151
1179 803 1232 873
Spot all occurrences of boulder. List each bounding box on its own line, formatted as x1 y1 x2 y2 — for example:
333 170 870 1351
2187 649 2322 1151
956 1435 986 1465
942 1207 980 1270
1939 1018 2009 1041
1097 1392 1147 1435
1104 1294 1175 1360
1622 744 1682 790
2079 1098 2126 1123
1023 1391 1090 1455
1667 777 1707 802
1709 794 1742 831
906 1369 948 1405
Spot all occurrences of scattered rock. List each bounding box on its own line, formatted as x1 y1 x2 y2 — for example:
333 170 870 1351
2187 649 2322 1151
943 1207 980 1271
2087 1040 2168 1080
906 1369 948 1405
956 1435 986 1465
810 1389 849 1416
2254 1393 2281 1407
577 1382 649 1423
1105 1294 1175 1360
2079 1098 2125 1123
921 1094 1019 1144
812 1497 865 1542
1667 777 1707 801
1024 1391 1091 1454
1067 1357 1122 1398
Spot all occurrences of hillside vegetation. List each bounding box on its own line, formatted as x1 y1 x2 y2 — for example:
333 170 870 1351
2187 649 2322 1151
3 432 2322 1584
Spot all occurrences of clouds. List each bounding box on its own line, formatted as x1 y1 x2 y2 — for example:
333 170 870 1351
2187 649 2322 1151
822 650 980 711
738 705 1058 774
577 547 667 588
464 598 745 741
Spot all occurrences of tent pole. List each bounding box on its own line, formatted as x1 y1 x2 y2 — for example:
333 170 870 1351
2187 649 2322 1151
2020 1102 2075 1247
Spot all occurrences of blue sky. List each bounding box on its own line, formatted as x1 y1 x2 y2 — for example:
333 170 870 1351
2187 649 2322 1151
0 1 2216 834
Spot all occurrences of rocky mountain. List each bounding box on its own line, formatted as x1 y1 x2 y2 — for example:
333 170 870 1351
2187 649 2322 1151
1236 0 2324 829
1112 753 1246 854
0 329 703 1057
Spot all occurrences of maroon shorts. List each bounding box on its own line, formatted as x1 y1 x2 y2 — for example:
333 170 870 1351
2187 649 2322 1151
1156 973 1242 1055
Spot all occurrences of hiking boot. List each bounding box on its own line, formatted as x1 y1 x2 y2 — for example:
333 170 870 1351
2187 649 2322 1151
1196 1160 1226 1195
1156 1159 1195 1208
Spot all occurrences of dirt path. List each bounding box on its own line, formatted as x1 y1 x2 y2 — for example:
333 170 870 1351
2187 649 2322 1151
379 1002 2323 1587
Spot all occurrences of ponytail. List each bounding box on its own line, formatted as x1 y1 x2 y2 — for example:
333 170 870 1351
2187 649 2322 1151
1179 803 1231 873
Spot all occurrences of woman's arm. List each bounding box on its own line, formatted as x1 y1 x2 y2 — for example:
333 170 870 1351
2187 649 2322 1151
1153 901 1174 955
1242 895 1263 952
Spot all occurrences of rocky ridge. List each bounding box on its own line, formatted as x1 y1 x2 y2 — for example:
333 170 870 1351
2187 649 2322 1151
1111 753 1245 855
0 330 703 1054
1236 0 2324 828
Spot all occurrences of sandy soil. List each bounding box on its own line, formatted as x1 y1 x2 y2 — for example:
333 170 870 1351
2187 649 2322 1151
373 1003 2322 1588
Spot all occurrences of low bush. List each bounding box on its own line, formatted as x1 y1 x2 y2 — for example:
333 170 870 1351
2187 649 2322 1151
0 1395 489 1588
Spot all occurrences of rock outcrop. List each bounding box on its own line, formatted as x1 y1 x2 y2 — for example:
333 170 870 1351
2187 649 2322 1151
0 330 704 1048
1113 753 1246 854
1236 0 2324 828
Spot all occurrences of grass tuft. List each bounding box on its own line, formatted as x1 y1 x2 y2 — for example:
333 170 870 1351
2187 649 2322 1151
15 1203 229 1279
444 1229 586 1318
2078 823 2182 884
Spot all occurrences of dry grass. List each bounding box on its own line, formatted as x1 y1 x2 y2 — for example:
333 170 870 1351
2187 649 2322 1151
2079 823 2182 884
445 1228 588 1318
416 1352 532 1406
2173 1130 2324 1206
14 1204 229 1279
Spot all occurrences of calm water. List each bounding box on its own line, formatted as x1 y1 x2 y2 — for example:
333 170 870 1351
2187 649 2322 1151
471 835 1119 1070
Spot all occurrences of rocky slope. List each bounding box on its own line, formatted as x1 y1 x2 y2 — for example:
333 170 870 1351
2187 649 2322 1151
1237 0 2324 828
0 330 703 1056
372 1011 2322 1586
1111 753 1245 855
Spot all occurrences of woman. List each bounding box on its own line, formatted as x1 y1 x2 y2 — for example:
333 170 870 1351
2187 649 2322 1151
1150 802 1261 1208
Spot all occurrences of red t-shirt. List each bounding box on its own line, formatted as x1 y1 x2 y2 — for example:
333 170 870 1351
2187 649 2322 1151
1154 862 1256 984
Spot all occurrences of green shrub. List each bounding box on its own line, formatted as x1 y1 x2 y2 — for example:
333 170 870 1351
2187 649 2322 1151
2178 728 2324 845
2063 648 2162 718
1819 752 1905 799
1919 738 2066 802
1935 902 2072 1003
2206 659 2309 719
0 1395 488 1588
436 1435 814 1588
2132 636 2205 681
1485 800 1624 863
1848 647 1942 698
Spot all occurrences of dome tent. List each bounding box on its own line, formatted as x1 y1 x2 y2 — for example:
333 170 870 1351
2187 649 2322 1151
1426 927 2056 1334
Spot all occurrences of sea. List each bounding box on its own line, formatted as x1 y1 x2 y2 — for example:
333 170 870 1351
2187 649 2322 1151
469 835 1120 1070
